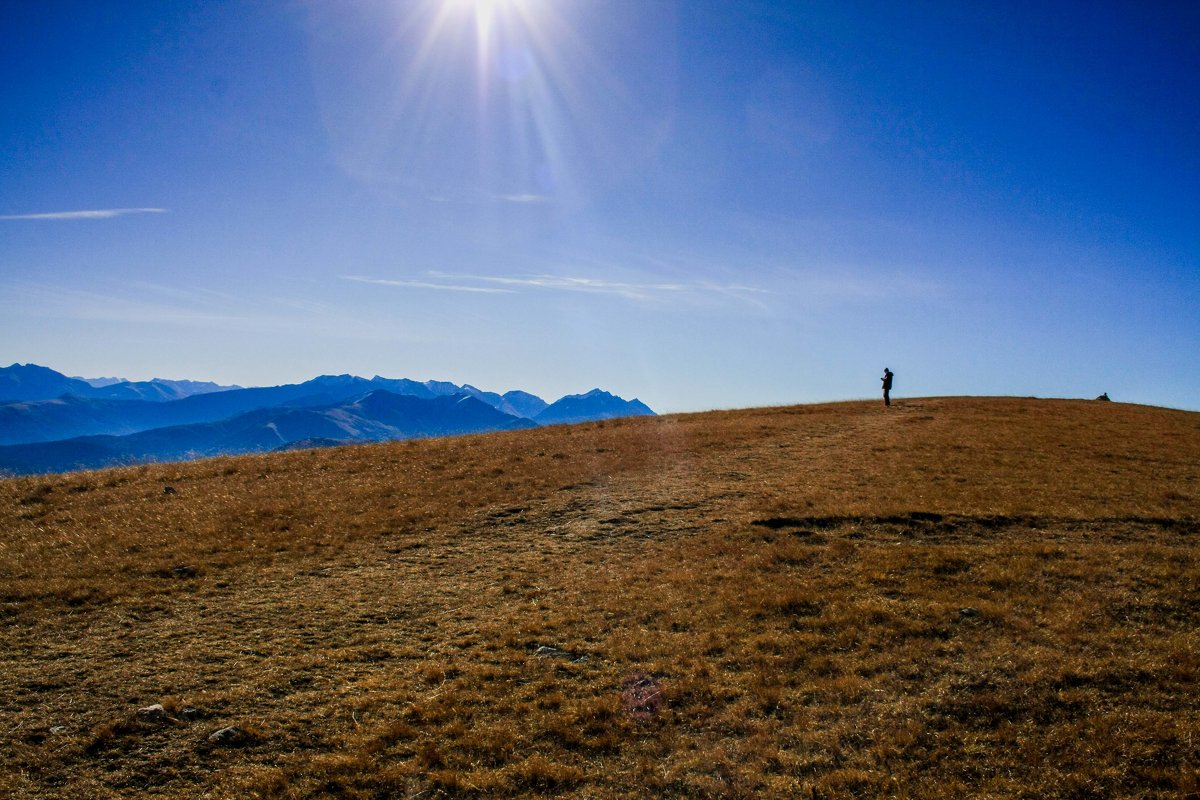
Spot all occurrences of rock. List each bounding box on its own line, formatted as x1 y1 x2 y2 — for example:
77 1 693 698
207 725 246 745
163 486 177 495
137 703 168 721
49 726 66 735
180 707 201 721
958 607 979 618
171 565 197 579
533 644 588 663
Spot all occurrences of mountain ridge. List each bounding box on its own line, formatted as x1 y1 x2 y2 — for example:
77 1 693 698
0 364 655 475
0 363 240 404
0 389 540 475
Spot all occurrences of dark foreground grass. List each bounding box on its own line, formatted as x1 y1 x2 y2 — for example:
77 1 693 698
1 397 1198 798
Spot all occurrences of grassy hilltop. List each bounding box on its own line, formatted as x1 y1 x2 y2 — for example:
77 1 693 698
2 396 1198 799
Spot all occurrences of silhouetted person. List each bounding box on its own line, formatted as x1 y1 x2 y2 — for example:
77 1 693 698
881 368 894 407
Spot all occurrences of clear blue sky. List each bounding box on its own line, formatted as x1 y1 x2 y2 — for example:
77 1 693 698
2 0 1197 412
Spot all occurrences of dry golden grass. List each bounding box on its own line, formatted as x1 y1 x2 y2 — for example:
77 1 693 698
1 396 1198 798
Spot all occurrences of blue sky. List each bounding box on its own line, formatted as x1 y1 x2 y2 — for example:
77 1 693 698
2 0 1197 412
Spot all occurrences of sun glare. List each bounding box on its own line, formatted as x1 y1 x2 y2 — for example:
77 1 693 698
447 0 529 38
307 0 673 207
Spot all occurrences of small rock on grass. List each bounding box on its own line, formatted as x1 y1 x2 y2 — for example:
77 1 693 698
208 725 248 745
533 644 588 662
137 704 168 721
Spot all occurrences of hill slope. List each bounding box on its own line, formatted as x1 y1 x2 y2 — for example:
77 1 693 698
1 397 1197 799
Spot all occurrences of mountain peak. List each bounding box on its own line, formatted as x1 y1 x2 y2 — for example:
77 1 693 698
534 389 655 427
308 374 365 387
0 363 97 403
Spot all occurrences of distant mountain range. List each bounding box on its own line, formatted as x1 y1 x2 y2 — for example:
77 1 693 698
0 364 655 475
0 362 239 403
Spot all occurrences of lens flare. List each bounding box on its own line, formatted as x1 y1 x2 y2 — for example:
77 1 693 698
304 1 677 208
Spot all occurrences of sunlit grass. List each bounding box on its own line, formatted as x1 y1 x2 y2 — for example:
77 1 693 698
1 397 1197 797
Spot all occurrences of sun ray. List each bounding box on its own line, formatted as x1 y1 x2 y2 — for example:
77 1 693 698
306 0 676 205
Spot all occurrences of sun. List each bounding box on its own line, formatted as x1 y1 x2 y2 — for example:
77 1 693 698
446 0 535 45
445 0 530 26
449 0 523 11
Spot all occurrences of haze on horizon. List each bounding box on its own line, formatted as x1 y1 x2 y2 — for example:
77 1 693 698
2 0 1197 413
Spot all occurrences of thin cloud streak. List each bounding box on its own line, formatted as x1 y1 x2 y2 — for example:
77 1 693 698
340 275 517 294
467 274 689 293
342 271 771 304
497 193 551 204
0 208 168 221
428 271 770 301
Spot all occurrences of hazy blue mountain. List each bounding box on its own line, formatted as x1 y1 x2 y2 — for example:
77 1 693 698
456 384 537 418
322 376 546 418
422 380 463 396
0 372 537 446
1 364 238 404
344 391 536 437
0 395 182 446
0 364 97 403
0 365 655 474
502 390 550 419
96 374 381 428
534 389 656 426
0 390 537 476
0 375 377 446
0 437 134 477
77 375 126 388
88 378 240 402
368 376 438 399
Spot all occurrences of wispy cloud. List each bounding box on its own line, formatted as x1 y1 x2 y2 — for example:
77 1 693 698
0 207 168 221
343 268 770 304
449 273 687 297
429 271 770 302
423 192 552 205
496 193 550 204
340 275 516 294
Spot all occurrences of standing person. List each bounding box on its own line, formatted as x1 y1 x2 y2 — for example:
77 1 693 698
881 368 894 407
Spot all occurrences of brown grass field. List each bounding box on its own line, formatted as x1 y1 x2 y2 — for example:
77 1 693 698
2 396 1198 799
